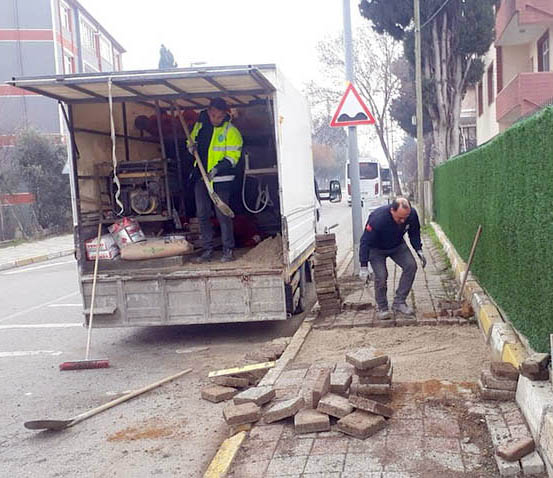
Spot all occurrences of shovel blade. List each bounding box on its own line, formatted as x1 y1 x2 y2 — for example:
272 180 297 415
24 419 72 431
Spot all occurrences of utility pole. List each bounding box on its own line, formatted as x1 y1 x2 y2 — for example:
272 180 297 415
343 0 363 274
414 0 425 224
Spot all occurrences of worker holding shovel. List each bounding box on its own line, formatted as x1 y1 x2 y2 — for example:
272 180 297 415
359 197 426 320
187 98 243 263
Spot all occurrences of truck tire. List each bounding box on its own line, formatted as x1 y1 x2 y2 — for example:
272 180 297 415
295 263 308 314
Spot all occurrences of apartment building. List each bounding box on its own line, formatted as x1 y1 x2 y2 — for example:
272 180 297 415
476 0 553 145
0 0 125 147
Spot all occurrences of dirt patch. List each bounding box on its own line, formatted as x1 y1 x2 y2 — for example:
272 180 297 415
295 325 490 383
107 418 179 442
241 234 282 265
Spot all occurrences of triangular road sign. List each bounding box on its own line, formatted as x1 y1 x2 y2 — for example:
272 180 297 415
330 83 376 127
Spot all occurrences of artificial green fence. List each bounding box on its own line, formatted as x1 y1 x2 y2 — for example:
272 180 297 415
434 107 553 353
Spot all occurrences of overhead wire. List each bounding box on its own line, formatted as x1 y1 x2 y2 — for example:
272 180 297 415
420 0 455 30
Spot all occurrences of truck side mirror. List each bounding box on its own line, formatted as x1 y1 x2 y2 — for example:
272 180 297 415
329 180 342 203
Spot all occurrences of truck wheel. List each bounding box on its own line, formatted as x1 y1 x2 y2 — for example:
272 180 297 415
295 263 308 314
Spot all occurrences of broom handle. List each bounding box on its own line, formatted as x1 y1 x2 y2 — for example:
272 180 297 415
456 225 483 301
85 221 102 360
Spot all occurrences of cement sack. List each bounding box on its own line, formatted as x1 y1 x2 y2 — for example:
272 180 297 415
121 238 193 260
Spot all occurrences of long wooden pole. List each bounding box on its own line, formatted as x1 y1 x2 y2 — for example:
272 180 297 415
457 225 483 301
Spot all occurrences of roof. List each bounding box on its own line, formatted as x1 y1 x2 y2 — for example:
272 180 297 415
8 65 276 109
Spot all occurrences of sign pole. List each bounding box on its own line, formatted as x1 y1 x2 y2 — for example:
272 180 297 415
343 0 362 276
414 0 426 224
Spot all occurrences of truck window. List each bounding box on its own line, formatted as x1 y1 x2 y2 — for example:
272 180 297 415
347 162 378 180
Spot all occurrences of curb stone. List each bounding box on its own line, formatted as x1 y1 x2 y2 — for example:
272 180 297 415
0 248 74 272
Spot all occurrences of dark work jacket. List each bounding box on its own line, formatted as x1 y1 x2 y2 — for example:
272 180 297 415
359 205 422 266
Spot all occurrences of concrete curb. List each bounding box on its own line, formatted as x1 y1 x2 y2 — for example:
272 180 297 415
203 431 246 478
0 248 74 272
431 221 553 476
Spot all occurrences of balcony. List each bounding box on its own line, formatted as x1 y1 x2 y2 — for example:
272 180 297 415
496 71 553 124
496 0 553 46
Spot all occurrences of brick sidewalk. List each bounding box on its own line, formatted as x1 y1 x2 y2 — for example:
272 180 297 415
0 234 74 270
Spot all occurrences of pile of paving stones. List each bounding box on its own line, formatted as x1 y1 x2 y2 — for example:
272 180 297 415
479 361 519 400
313 233 341 317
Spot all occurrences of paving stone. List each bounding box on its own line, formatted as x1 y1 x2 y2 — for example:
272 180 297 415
310 437 349 455
496 436 535 462
264 396 304 424
294 409 330 434
520 353 550 381
481 370 518 391
312 368 331 408
479 379 516 400
491 361 520 381
304 453 345 474
354 359 391 377
233 386 275 406
350 382 392 397
265 455 307 477
520 450 545 475
273 437 314 457
330 371 352 395
223 402 261 425
337 409 386 439
358 366 393 385
345 347 388 370
349 394 394 418
317 393 354 418
201 384 238 403
212 376 250 388
494 453 522 476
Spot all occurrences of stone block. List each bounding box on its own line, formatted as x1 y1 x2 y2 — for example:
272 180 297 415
538 411 553 474
520 353 550 381
496 437 535 461
223 402 261 425
294 409 330 434
481 370 517 391
354 359 391 377
337 410 386 439
317 393 354 418
212 376 250 388
233 386 275 406
478 380 515 401
201 385 238 403
312 368 331 408
350 383 392 398
494 454 521 477
264 396 304 424
520 451 545 475
358 366 393 385
491 362 519 381
349 394 393 418
330 372 352 395
345 347 388 370
516 375 553 439
489 323 518 360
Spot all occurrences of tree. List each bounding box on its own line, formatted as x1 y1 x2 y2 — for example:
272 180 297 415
159 44 177 69
307 26 404 194
10 129 71 232
310 111 347 186
360 0 497 163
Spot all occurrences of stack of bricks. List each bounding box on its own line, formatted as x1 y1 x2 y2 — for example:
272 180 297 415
314 233 341 316
346 347 393 400
479 361 519 401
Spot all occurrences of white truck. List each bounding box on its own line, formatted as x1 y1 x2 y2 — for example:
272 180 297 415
10 65 341 327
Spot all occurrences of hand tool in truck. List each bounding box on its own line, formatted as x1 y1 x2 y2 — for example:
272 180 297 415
24 369 192 431
176 105 234 218
59 222 109 371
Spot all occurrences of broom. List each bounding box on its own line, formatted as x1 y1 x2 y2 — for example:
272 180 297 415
59 221 110 371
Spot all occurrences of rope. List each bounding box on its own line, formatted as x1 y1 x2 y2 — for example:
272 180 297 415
108 77 124 216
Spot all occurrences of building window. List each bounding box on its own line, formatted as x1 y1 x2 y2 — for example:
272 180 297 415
114 52 122 71
487 63 494 105
538 31 550 72
478 82 483 116
496 47 503 93
99 36 112 63
64 54 75 74
80 19 96 52
61 2 72 31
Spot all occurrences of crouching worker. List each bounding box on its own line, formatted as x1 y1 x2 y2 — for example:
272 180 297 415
359 197 427 319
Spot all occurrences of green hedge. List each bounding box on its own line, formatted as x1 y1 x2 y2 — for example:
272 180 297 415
434 107 553 353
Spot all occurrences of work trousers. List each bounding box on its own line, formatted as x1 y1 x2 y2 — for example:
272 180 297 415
369 242 417 310
194 180 235 252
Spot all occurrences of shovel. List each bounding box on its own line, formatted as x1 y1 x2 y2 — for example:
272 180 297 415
24 368 192 431
176 106 234 218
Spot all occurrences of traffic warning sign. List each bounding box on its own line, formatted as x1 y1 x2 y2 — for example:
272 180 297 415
330 83 375 127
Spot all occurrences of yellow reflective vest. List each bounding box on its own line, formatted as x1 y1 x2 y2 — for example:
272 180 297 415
189 118 243 182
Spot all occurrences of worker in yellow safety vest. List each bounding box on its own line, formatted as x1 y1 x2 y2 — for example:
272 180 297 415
188 98 243 263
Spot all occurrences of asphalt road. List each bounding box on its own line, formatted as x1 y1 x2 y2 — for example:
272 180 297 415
0 201 352 478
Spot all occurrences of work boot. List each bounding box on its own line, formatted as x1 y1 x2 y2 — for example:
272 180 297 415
195 249 213 263
221 249 234 263
376 308 391 320
393 302 415 317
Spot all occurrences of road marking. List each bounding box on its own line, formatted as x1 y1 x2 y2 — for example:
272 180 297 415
0 291 79 324
47 304 82 308
0 350 63 358
1 259 74 275
0 323 81 330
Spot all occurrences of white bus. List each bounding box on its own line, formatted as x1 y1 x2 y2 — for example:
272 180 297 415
346 159 381 207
